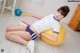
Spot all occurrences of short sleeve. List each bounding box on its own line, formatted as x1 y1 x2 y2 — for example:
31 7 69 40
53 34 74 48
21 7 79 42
52 22 60 34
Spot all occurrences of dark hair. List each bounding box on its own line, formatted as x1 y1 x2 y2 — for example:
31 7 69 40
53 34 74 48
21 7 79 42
57 6 70 17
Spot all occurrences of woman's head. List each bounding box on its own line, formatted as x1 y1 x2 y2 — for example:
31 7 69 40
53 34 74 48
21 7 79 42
55 6 70 20
57 6 70 17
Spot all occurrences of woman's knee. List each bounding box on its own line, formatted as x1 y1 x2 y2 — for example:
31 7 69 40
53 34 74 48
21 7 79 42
6 25 15 32
6 26 11 32
5 32 11 40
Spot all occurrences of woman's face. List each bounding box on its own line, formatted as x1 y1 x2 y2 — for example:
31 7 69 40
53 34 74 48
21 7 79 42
55 11 64 20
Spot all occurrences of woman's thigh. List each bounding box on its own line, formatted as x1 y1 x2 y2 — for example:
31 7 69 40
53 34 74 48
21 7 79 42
6 25 28 32
7 31 31 41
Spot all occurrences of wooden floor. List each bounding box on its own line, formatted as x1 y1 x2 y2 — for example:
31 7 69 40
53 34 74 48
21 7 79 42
0 13 80 53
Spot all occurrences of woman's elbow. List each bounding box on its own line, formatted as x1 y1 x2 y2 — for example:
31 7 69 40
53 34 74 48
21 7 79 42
52 38 58 42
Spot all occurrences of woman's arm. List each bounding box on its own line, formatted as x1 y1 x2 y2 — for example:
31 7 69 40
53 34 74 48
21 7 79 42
40 32 58 42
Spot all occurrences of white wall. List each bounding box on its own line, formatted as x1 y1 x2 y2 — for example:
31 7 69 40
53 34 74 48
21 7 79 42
18 0 80 24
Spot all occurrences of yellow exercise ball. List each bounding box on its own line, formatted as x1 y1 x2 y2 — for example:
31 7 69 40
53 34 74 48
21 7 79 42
40 25 66 46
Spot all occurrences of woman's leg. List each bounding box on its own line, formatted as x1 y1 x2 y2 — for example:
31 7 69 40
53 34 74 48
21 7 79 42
5 25 35 53
6 31 31 45
6 25 27 32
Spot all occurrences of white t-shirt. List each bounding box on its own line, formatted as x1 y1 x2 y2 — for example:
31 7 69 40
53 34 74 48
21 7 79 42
32 14 60 34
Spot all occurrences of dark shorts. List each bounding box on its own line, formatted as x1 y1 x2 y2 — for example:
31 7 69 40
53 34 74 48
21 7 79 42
26 26 38 40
